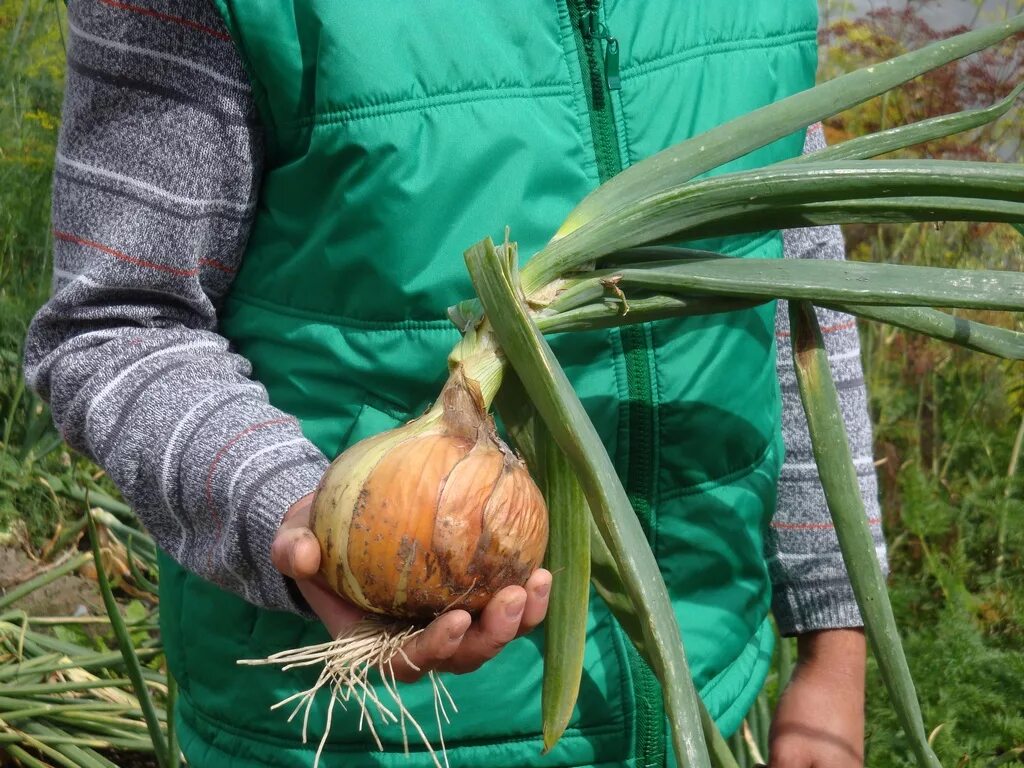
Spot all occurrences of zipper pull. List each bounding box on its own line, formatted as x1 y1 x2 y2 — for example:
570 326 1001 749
605 37 621 91
581 7 621 91
581 10 607 39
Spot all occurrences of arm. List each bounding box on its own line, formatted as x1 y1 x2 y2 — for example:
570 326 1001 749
25 0 326 613
767 123 887 767
27 0 548 679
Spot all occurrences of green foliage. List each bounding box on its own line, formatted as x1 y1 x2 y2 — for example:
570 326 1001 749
817 2 1024 764
1 0 65 311
0 0 90 544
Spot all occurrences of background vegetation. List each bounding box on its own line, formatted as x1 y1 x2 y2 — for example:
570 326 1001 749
0 0 1021 765
816 2 1024 764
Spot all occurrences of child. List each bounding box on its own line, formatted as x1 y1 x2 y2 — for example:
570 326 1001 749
26 1 885 765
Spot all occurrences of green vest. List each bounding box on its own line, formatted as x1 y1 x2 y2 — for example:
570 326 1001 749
159 3 818 766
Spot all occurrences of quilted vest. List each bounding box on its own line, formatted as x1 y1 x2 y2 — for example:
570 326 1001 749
158 2 818 766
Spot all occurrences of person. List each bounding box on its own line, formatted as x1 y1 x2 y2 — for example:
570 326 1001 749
25 1 887 766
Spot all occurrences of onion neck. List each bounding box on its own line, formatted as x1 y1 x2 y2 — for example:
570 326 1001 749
447 320 506 408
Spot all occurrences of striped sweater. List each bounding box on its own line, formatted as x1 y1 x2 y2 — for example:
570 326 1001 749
24 0 886 634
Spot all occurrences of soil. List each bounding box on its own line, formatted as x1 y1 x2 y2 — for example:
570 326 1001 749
100 749 161 767
0 545 103 617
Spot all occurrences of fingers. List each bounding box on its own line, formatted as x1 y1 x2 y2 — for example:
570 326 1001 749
294 576 366 638
389 611 472 683
288 564 552 683
389 569 553 681
438 585 527 675
271 492 321 580
517 568 552 636
271 525 322 580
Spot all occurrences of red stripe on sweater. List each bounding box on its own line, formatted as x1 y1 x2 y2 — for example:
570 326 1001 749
98 0 232 41
199 257 236 274
54 230 237 277
772 517 881 531
776 319 857 339
204 417 295 569
54 230 199 277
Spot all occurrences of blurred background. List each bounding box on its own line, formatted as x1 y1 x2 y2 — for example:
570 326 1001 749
1 1 1022 765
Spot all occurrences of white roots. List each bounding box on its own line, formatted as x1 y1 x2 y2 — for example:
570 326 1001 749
238 617 457 768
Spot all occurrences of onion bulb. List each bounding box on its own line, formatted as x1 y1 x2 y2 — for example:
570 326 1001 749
311 365 549 619
242 363 547 768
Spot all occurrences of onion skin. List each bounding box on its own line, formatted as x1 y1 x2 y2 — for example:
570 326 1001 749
311 367 549 620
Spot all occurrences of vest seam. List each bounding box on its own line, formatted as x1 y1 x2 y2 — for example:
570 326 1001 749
621 29 817 83
698 616 775 733
698 616 768 701
225 231 777 329
659 438 777 502
608 326 629 483
226 292 457 331
177 687 627 754
282 84 574 132
610 77 635 171
609 617 640 761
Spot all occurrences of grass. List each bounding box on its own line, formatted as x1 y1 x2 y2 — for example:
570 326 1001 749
0 0 1022 765
0 0 82 546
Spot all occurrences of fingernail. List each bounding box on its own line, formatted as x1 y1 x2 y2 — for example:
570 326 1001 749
534 582 550 599
448 617 470 642
505 595 525 619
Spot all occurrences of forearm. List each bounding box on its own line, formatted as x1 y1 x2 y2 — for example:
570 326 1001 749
25 0 327 612
769 123 888 636
770 628 866 767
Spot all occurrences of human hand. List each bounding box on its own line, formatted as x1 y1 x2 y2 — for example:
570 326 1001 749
271 492 552 683
768 629 866 768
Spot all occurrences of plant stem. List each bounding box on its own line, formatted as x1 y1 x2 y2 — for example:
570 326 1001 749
995 412 1024 585
85 509 170 768
537 425 591 752
789 300 940 768
446 320 505 407
466 236 711 768
525 14 1024 289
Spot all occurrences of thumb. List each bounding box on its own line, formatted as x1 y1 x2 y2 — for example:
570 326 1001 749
271 492 321 580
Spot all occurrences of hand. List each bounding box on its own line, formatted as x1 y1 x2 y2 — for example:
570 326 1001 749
768 629 866 768
271 492 552 683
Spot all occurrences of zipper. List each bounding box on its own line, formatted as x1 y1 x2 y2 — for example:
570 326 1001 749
565 2 665 766
567 0 621 184
581 8 621 92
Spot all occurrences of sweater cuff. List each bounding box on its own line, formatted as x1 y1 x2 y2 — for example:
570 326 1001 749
772 579 865 637
244 454 328 617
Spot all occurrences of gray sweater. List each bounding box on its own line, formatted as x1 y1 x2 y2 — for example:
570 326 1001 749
25 0 886 634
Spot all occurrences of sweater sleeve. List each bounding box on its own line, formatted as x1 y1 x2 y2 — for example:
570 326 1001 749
768 122 889 636
23 0 328 614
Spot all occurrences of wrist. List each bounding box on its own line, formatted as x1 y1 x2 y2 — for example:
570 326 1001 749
796 628 866 681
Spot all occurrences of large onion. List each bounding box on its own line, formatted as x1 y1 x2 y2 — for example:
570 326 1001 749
310 365 549 619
